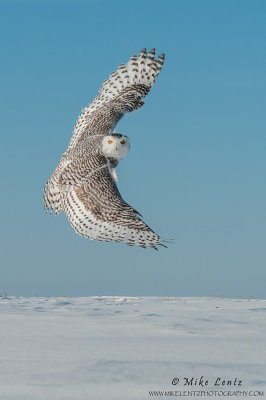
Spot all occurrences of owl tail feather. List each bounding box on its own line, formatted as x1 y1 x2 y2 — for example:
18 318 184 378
43 181 63 215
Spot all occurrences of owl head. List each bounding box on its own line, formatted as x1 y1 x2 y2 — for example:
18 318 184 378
101 133 130 160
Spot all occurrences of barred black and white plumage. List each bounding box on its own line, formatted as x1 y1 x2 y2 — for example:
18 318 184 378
44 48 166 250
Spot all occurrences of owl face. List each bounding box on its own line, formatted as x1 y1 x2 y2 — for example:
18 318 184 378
101 134 130 160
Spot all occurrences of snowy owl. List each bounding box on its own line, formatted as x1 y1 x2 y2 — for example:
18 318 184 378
44 48 167 250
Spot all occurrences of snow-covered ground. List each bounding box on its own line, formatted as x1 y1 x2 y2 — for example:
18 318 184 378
0 296 265 400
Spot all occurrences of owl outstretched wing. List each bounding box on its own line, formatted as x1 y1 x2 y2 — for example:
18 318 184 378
67 48 165 151
62 163 166 250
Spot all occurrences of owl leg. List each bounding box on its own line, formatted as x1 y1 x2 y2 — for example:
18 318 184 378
110 168 119 183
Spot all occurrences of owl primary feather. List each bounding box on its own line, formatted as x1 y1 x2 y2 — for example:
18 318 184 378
44 48 166 250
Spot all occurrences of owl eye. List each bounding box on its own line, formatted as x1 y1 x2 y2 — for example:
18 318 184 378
108 140 113 144
120 140 125 144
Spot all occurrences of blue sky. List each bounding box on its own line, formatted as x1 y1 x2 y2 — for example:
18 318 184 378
0 0 265 297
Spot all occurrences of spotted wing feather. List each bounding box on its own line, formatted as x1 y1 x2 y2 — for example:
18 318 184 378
67 48 165 150
63 165 165 250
